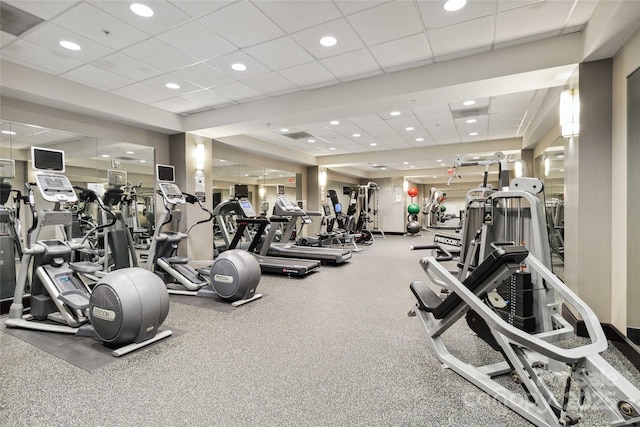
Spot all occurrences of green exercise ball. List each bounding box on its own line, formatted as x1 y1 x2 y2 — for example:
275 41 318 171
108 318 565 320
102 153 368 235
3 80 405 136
408 203 420 215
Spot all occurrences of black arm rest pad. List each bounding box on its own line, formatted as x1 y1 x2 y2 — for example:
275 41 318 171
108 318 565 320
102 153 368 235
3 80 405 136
410 281 443 312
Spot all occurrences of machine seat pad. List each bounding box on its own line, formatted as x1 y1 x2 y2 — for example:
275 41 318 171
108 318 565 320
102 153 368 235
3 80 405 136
410 281 443 312
166 256 190 264
58 289 90 310
433 246 529 320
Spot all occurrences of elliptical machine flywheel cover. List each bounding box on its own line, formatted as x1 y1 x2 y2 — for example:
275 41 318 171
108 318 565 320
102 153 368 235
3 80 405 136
210 250 261 301
89 268 170 345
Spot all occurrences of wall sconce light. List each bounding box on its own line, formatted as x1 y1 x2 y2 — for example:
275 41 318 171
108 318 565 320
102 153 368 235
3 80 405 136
195 143 205 171
259 186 265 199
403 179 409 192
560 89 579 138
319 170 327 187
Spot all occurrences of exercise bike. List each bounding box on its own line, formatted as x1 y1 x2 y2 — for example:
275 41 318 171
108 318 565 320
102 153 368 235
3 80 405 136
6 148 172 357
146 176 262 307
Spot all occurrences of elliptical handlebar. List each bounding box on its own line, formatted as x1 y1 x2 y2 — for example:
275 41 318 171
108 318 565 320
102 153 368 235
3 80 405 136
73 186 118 245
182 192 214 235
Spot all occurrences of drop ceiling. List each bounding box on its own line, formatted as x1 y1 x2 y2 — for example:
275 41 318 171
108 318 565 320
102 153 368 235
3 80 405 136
1 0 638 180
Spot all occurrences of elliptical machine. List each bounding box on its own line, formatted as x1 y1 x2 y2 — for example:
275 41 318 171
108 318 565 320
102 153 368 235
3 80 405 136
5 147 172 357
146 165 262 307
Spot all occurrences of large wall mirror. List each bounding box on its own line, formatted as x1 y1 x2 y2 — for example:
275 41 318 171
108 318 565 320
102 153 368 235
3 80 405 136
0 120 155 312
534 136 565 277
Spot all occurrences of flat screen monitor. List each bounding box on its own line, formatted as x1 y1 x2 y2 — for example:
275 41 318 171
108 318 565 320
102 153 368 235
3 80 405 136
31 147 65 173
334 203 342 213
323 205 331 216
107 169 127 186
233 184 248 199
156 164 175 183
276 184 285 195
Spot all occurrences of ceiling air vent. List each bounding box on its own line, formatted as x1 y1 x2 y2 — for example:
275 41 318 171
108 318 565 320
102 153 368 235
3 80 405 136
371 165 388 169
283 131 314 140
451 106 489 119
0 2 44 37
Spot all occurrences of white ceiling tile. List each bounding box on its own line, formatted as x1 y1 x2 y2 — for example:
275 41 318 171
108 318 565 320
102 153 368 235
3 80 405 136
278 62 337 88
334 1 388 16
206 51 272 79
53 3 148 50
566 1 598 28
291 19 364 59
495 0 575 44
347 1 423 46
1 39 84 74
241 72 299 95
92 1 191 36
94 52 163 80
198 2 284 48
349 114 385 125
182 89 234 108
496 0 544 13
142 74 203 95
213 82 265 102
411 103 451 115
121 38 198 72
112 82 173 104
244 36 314 71
369 34 433 70
320 49 380 80
22 22 114 62
428 15 495 58
173 63 234 89
156 21 238 62
61 64 135 90
153 97 203 114
418 0 496 30
255 1 342 33
170 1 236 18
4 0 76 20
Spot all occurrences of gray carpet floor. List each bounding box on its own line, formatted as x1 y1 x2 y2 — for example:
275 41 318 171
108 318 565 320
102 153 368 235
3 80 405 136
1 234 638 426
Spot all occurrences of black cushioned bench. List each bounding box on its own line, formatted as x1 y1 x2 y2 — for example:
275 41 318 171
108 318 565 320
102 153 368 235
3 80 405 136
410 246 529 319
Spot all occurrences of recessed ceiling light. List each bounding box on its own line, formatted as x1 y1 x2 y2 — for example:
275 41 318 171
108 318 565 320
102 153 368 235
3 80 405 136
329 120 340 125
126 151 134 154
372 164 378 167
130 3 154 17
466 119 477 124
244 174 249 177
405 126 415 131
381 167 387 170
415 137 424 142
410 165 416 168
165 83 180 89
444 0 467 12
436 159 442 162
353 133 361 137
59 40 81 51
307 139 315 143
558 154 564 158
140 160 146 163
219 159 226 162
473 156 480 160
390 111 401 116
1 130 16 135
403 162 409 165
101 154 110 158
280 128 289 132
370 143 377 146
231 63 247 71
560 169 565 172
469 132 479 136
463 100 476 106
319 36 337 47
329 147 336 151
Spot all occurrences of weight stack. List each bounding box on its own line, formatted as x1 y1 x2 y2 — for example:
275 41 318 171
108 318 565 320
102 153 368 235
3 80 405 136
495 271 536 333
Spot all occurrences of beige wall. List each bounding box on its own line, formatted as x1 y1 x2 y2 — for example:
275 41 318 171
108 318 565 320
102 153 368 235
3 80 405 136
612 27 640 333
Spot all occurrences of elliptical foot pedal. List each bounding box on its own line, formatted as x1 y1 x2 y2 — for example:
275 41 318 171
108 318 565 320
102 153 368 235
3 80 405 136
231 293 263 307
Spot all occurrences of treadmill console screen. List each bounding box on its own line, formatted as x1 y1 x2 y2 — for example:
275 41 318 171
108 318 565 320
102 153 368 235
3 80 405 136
159 182 185 204
239 199 257 217
34 172 77 203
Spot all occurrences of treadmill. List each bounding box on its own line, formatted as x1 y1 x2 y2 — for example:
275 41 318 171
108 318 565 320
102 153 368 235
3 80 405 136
214 197 320 277
261 195 352 264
